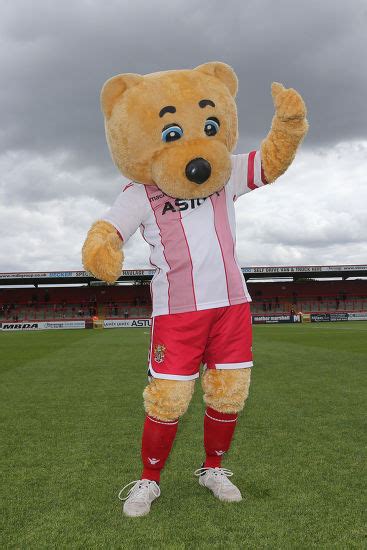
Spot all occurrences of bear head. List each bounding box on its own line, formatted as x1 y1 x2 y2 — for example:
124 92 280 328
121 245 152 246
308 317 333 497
101 62 238 199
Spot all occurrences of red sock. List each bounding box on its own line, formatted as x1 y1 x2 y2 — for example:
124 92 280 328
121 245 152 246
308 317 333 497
141 415 178 482
204 407 238 468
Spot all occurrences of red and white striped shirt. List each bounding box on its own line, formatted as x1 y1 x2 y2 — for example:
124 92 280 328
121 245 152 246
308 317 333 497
103 151 268 317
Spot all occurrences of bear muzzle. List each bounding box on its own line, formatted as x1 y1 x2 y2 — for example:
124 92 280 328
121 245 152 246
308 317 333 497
150 139 232 199
185 158 211 184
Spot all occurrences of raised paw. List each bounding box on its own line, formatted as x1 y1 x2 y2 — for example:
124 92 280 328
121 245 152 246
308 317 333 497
271 82 307 122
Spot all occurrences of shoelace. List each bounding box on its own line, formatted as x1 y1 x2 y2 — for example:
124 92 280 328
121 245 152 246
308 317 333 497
195 467 237 499
118 479 161 502
194 467 234 481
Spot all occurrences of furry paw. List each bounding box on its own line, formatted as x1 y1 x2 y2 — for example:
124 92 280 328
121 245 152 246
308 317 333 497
82 221 124 284
271 82 307 122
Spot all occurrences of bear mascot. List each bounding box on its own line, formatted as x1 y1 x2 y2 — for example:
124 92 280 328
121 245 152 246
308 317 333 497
82 62 308 517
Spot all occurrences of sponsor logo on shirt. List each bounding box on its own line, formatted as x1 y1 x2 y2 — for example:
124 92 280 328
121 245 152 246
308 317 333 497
161 192 221 216
149 192 166 202
148 457 160 465
215 450 226 456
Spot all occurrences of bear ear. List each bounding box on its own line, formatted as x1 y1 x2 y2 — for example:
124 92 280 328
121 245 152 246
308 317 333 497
194 62 238 97
101 73 143 118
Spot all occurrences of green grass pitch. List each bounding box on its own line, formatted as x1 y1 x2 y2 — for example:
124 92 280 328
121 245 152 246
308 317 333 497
1 322 366 549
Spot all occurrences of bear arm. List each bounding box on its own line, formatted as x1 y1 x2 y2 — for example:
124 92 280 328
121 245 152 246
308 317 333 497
82 220 124 284
261 85 308 183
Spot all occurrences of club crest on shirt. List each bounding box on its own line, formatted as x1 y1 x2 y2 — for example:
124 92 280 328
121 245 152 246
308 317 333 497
154 344 166 363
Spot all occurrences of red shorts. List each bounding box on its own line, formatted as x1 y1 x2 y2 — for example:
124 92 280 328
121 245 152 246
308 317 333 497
148 303 252 380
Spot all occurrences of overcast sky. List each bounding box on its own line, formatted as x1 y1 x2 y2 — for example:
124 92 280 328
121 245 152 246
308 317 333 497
0 0 366 272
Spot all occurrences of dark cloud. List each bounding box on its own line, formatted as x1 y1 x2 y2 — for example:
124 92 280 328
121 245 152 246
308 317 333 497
1 0 366 171
1 0 366 272
1 143 366 271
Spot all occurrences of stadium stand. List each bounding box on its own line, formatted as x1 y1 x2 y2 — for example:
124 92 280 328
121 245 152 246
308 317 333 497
0 266 366 323
0 285 151 322
248 280 367 314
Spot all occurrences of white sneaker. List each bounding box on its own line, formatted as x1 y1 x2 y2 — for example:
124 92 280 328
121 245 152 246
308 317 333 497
118 479 161 517
195 467 242 502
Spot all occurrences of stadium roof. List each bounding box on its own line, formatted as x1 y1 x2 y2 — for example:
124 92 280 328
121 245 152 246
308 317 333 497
0 265 366 286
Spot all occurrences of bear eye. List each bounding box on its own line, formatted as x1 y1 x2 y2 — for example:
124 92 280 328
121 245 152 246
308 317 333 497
161 124 183 143
204 117 220 137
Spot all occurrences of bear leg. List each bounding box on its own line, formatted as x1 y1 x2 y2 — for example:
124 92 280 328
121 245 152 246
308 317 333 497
200 368 251 468
140 378 195 482
201 368 251 413
143 378 195 421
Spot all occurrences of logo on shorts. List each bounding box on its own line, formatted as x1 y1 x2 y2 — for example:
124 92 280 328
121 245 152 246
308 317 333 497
154 344 166 364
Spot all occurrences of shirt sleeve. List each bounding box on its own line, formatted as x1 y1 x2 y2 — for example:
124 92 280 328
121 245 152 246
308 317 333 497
229 150 268 199
101 183 148 243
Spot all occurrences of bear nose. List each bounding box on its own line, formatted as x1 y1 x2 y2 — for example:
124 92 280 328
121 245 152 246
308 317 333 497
185 158 211 184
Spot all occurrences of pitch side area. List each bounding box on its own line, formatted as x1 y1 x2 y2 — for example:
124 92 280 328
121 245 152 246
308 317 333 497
1 323 365 548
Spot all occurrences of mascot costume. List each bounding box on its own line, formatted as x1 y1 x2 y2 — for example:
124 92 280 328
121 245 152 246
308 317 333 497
82 62 308 517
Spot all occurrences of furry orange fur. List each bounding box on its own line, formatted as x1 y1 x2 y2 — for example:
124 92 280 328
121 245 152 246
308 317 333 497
143 369 251 421
101 63 238 198
82 220 123 284
82 62 308 420
261 83 308 182
201 368 252 413
143 378 195 421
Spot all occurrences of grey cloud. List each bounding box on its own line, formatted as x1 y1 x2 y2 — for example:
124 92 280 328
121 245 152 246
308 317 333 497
0 151 122 206
1 142 366 272
235 142 367 265
1 0 366 273
0 0 366 173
